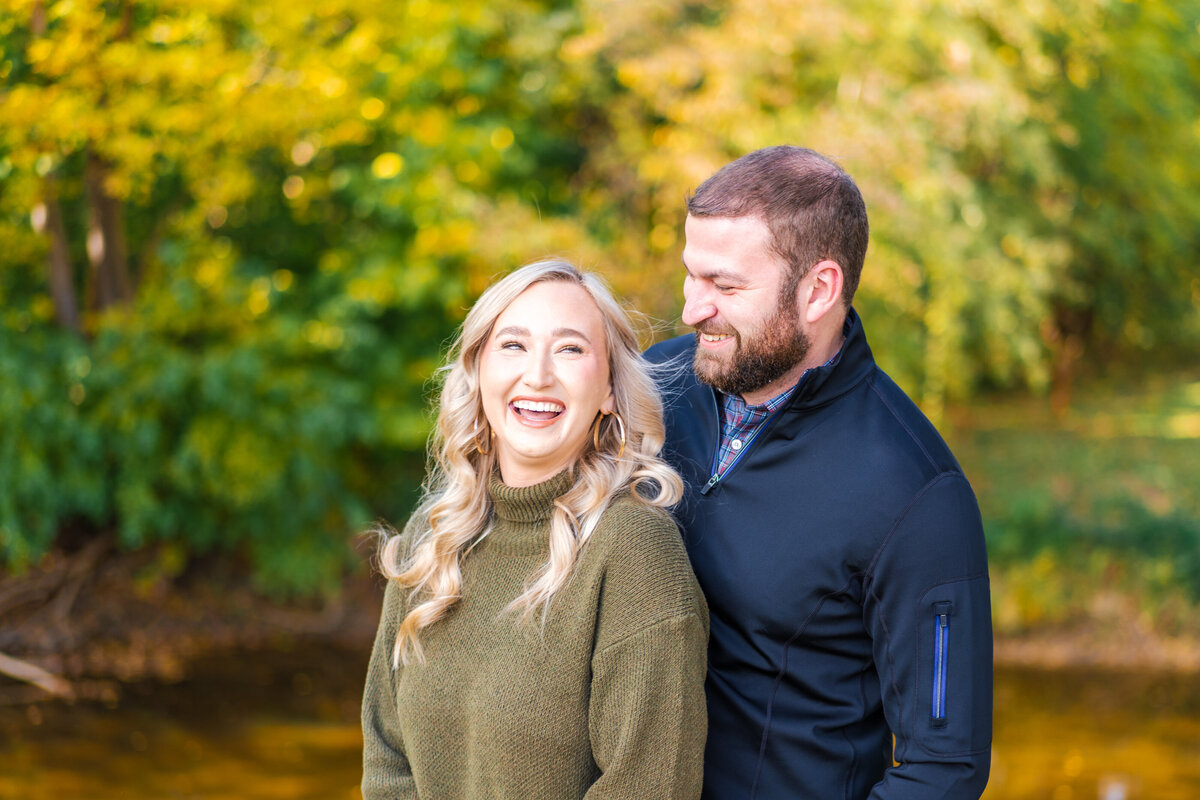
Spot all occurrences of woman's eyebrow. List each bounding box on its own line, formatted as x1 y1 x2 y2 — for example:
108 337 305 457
495 325 590 343
552 327 591 343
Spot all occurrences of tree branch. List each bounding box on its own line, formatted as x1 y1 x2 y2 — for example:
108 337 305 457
0 651 75 700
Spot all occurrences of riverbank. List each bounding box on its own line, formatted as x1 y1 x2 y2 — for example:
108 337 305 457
995 621 1200 672
0 538 383 705
4 538 1200 707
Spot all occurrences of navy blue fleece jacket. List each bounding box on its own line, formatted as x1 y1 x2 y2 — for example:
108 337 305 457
646 310 992 800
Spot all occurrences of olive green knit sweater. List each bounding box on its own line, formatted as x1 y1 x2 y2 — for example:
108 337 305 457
361 471 709 800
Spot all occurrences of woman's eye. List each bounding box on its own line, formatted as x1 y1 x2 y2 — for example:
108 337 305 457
559 344 584 355
499 340 525 351
715 284 733 293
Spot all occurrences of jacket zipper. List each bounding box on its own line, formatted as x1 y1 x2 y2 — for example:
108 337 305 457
701 390 725 494
931 605 951 725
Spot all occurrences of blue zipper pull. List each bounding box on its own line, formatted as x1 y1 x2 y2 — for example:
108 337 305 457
932 611 950 724
701 473 720 495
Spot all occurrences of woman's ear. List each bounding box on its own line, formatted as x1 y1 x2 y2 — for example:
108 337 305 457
799 260 844 324
601 388 615 416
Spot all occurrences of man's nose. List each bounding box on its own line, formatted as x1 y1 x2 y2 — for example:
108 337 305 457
681 283 716 328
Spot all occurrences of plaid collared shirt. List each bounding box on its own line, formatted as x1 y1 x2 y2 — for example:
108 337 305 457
712 385 798 479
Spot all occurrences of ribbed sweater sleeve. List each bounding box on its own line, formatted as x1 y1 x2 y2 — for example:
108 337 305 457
585 502 709 800
586 614 708 799
361 580 416 800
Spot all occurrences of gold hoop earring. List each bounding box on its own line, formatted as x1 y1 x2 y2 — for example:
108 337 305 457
473 419 492 455
592 411 626 460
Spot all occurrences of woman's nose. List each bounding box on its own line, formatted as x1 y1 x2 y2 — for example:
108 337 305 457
522 351 553 388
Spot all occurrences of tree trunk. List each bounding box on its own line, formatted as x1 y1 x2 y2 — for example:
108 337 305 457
31 1 83 331
40 178 81 332
1047 305 1093 418
84 149 133 311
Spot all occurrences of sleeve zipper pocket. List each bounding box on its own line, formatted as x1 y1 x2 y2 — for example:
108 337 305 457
931 601 953 726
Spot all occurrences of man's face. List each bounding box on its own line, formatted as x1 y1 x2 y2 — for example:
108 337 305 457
681 215 810 403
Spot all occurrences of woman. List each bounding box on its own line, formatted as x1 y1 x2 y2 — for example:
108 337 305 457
361 259 708 800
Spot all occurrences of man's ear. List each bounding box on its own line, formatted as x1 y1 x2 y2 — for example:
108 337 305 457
798 260 844 324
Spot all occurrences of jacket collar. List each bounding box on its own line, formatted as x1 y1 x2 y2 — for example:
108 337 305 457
780 307 876 413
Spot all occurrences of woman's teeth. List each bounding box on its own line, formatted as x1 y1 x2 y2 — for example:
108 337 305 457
512 400 564 413
511 399 565 421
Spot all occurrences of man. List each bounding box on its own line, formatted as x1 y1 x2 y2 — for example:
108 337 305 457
646 146 992 799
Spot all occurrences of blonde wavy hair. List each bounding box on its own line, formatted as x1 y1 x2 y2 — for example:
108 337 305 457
378 259 683 666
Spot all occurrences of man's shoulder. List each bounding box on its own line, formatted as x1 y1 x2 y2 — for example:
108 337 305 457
644 335 704 404
644 333 695 364
856 367 966 480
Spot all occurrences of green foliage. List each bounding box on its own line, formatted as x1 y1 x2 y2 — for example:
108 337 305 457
0 290 429 594
0 326 105 565
2 0 1199 595
571 0 1200 411
0 0 608 591
951 374 1200 631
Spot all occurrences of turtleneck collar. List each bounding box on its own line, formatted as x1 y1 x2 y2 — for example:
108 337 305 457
488 469 574 524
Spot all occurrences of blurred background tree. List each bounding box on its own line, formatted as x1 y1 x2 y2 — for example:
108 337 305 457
2 0 1198 600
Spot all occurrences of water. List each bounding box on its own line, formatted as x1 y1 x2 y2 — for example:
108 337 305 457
2 652 1199 799
989 667 1200 799
0 647 366 800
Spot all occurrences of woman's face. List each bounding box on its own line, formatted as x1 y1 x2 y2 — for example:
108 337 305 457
478 280 614 487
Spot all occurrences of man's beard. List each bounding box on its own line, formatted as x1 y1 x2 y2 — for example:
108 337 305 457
693 302 810 398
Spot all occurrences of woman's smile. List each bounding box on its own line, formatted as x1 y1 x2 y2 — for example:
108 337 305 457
509 397 566 424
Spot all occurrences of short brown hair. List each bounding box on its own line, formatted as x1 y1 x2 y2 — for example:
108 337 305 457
687 146 869 305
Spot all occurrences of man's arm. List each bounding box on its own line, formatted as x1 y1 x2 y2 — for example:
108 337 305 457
863 472 993 799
